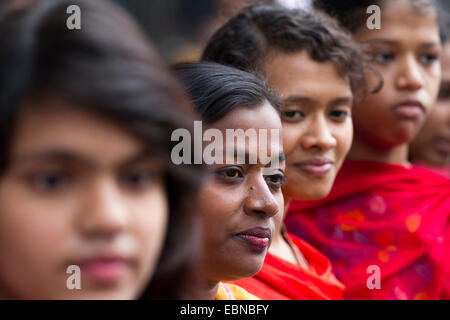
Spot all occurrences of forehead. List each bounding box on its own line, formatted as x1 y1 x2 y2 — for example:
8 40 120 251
10 98 143 162
209 100 282 132
262 50 352 99
355 0 439 44
207 101 283 161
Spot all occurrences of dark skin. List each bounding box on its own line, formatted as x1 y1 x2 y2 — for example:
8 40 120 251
193 101 285 299
261 50 354 267
348 0 442 166
410 42 450 167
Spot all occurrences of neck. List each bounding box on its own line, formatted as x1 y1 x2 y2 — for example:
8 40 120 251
270 197 291 246
189 277 219 300
268 197 309 268
348 135 411 166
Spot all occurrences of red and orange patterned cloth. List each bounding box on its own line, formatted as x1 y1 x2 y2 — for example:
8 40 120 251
230 233 345 300
286 160 450 300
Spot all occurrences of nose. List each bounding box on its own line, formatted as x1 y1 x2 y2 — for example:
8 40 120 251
244 176 281 218
396 55 424 91
77 177 129 238
300 114 336 151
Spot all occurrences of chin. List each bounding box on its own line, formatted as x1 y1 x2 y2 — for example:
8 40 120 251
235 262 264 280
287 183 333 202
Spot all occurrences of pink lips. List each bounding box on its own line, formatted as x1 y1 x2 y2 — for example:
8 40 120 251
236 227 271 251
391 101 425 119
294 158 334 176
78 257 131 284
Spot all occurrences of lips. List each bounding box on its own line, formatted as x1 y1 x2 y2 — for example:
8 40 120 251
293 158 334 176
75 256 133 284
235 227 271 252
391 100 425 120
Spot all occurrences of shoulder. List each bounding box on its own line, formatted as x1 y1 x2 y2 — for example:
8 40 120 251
216 282 260 300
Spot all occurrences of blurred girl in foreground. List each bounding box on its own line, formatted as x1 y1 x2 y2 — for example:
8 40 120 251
0 0 202 299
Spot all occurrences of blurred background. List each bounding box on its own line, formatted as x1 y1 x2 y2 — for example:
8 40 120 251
113 0 313 61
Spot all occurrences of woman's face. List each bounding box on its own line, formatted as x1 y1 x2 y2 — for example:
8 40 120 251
262 50 353 200
352 0 441 149
197 101 285 281
0 99 168 299
410 42 450 166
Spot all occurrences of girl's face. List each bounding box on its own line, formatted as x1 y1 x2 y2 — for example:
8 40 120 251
196 101 285 281
352 0 441 149
410 42 450 166
262 50 353 200
0 99 168 299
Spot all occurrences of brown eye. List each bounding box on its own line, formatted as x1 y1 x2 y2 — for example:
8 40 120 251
372 52 394 64
329 109 350 121
264 172 286 189
216 166 243 181
120 170 155 190
281 110 304 121
30 171 70 192
419 53 438 65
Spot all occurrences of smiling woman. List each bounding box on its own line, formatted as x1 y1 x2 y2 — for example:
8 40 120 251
0 0 203 300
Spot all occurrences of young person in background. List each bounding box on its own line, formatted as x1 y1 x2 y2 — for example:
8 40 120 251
286 0 450 299
410 18 450 179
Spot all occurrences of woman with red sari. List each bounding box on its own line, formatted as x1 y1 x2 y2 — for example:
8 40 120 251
203 5 368 299
286 0 450 300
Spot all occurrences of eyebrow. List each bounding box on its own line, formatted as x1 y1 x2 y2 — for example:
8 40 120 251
329 97 353 108
11 148 157 169
283 96 353 107
283 96 312 104
363 38 441 49
221 148 286 165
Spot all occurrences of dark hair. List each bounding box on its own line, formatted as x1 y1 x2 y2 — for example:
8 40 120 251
0 0 202 299
172 61 282 123
315 0 447 41
202 4 372 98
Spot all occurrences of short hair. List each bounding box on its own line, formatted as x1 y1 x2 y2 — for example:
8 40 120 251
202 4 372 98
172 61 282 123
0 0 202 299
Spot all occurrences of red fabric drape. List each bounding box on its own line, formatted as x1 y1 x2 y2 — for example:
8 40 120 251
230 233 345 300
286 160 450 300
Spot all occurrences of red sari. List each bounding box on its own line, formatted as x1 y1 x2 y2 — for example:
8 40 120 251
286 160 450 300
230 232 345 300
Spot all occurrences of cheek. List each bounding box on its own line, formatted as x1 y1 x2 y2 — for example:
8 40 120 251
425 65 441 99
282 123 304 155
334 123 354 164
0 184 73 296
274 192 284 227
132 186 168 272
196 181 244 241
